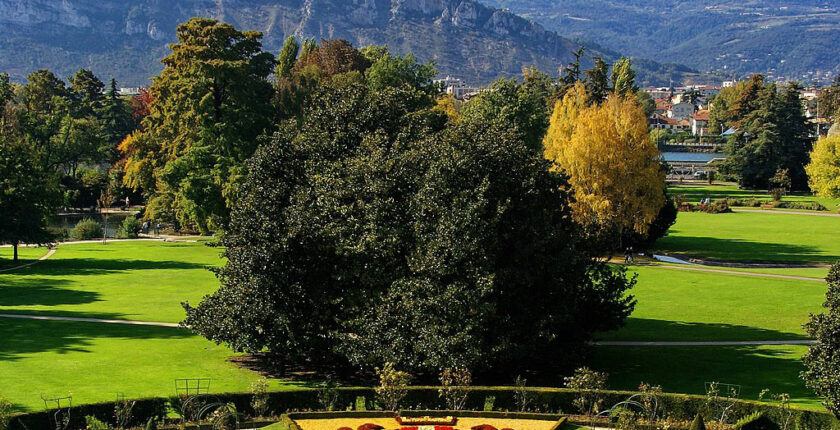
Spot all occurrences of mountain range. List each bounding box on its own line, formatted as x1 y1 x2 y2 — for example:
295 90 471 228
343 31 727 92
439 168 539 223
479 0 840 84
0 0 697 87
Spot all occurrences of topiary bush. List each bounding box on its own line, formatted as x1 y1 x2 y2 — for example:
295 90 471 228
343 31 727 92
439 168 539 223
734 412 781 430
70 218 103 240
689 413 706 430
118 217 142 239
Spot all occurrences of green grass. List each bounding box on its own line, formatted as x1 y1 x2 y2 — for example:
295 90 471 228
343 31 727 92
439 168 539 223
669 183 840 210
0 246 51 269
592 345 819 409
0 241 223 323
655 211 840 264
0 240 307 412
600 266 825 342
0 318 300 411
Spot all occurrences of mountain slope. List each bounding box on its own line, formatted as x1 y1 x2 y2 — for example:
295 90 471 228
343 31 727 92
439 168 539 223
479 0 840 83
0 0 696 86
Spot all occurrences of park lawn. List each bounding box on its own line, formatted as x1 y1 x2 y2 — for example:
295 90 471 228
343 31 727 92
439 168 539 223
0 318 304 412
0 241 224 323
600 266 824 341
591 345 820 409
0 246 51 269
655 211 840 264
669 183 840 210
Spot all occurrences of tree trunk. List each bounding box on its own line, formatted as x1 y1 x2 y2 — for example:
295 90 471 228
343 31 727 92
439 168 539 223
13 242 18 262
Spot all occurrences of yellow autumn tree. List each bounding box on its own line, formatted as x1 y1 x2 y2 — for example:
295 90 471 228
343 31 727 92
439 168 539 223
544 82 665 237
806 135 840 198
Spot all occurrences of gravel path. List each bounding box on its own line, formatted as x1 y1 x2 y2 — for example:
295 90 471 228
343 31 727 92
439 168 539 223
595 340 816 346
0 248 57 273
648 264 824 282
732 208 840 217
0 313 181 328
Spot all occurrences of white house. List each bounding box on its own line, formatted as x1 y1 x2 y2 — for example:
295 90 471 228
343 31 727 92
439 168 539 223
668 102 695 120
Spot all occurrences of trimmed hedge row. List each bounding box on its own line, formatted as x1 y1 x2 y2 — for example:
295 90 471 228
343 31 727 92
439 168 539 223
10 397 166 430
9 387 839 430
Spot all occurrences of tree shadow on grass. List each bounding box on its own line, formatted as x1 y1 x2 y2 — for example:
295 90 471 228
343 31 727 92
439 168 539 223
592 343 813 402
656 236 829 264
21 258 209 277
599 318 810 342
0 317 192 362
0 278 100 307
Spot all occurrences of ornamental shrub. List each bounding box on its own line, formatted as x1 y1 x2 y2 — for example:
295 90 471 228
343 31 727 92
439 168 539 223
0 396 12 430
85 416 109 430
689 413 706 430
734 412 781 430
118 217 142 239
71 218 103 240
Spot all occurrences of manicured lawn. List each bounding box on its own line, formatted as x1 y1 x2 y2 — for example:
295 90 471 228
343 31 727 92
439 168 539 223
0 318 302 411
0 240 308 412
592 345 819 409
0 241 223 323
655 211 840 264
600 266 825 341
669 183 840 210
0 246 51 269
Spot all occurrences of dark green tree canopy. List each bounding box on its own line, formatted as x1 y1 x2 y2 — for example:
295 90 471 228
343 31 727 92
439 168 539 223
184 79 635 375
803 261 840 417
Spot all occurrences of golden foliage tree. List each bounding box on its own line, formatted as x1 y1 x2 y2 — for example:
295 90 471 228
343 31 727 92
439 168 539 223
544 82 665 238
806 135 840 198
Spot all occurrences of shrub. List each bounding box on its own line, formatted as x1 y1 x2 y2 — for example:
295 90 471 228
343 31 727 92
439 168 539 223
251 378 270 417
85 416 110 430
0 397 12 430
375 363 410 411
71 218 103 240
689 413 706 430
144 418 157 430
610 406 638 430
117 217 142 239
514 376 531 412
734 412 780 430
564 367 608 415
316 379 339 412
439 367 472 410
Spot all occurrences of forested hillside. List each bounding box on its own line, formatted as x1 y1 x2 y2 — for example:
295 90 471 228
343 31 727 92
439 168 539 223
0 0 696 86
481 0 840 82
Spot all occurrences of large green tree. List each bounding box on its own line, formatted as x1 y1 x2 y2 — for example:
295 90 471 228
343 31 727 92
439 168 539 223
184 80 635 375
0 103 59 261
722 80 811 190
120 18 275 233
803 262 840 417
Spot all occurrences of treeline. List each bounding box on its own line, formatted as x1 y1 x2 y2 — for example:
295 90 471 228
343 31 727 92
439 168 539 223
0 69 141 259
2 17 673 377
709 74 812 191
111 19 672 376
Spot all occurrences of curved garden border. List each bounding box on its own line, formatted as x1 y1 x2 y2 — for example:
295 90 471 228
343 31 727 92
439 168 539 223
8 387 838 430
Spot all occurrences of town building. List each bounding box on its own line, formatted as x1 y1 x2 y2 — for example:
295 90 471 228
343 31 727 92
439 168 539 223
434 76 480 100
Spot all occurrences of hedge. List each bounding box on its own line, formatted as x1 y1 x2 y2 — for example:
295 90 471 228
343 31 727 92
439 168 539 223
9 397 166 430
8 387 839 430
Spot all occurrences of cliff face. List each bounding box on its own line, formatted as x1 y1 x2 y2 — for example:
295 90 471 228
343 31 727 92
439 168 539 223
0 0 692 86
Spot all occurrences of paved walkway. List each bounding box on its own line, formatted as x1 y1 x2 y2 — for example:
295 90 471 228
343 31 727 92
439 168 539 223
0 313 181 328
595 340 816 346
0 248 57 273
648 264 824 282
733 208 840 217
